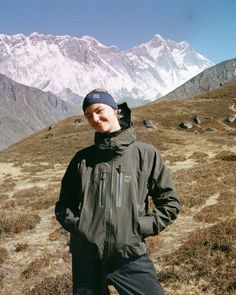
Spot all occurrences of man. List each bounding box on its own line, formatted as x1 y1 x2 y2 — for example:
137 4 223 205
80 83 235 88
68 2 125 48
55 89 180 294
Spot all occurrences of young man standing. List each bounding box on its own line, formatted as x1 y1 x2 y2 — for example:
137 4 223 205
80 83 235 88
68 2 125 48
55 89 180 294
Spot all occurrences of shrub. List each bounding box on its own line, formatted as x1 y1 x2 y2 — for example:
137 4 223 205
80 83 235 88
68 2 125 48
0 211 40 235
215 151 236 161
6 186 59 210
25 273 72 295
159 219 236 294
0 247 8 263
15 242 29 252
0 270 4 289
1 177 16 191
0 194 8 205
21 256 50 279
49 228 69 242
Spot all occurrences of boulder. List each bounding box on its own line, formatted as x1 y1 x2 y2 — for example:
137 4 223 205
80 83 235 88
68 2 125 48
193 115 201 124
226 116 236 123
74 118 82 124
143 120 157 128
179 122 193 129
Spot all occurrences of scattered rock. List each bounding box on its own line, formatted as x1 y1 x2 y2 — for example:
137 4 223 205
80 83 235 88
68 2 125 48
143 120 157 129
179 122 193 129
193 115 201 124
226 116 236 123
47 125 53 131
74 118 82 124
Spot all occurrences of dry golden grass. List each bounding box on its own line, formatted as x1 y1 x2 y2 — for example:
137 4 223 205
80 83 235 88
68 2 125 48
0 194 8 205
25 273 72 295
0 247 8 263
158 219 236 294
194 190 236 223
0 177 16 193
15 242 29 252
0 81 235 294
49 227 69 242
215 150 236 161
21 256 51 279
2 186 59 210
0 211 40 235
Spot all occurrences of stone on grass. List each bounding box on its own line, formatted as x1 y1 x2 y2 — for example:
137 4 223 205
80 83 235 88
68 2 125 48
179 122 193 129
143 120 157 129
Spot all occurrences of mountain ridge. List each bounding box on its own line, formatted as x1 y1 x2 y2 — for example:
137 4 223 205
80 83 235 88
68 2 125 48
158 58 236 101
0 32 213 103
0 73 76 150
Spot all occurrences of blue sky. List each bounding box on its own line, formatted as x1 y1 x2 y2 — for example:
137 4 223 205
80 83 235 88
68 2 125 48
0 0 235 64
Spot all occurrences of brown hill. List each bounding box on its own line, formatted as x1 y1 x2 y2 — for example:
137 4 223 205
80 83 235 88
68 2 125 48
0 82 235 294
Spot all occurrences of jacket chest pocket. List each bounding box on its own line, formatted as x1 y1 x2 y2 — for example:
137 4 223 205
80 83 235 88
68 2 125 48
98 167 128 208
116 166 132 208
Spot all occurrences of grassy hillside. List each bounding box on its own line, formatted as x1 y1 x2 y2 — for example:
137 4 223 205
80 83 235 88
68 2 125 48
0 82 236 294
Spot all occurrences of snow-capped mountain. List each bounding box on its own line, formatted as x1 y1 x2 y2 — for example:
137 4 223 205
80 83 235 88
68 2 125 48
0 32 214 103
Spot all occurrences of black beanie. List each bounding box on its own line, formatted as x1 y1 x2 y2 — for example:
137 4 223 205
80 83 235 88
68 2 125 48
83 89 118 112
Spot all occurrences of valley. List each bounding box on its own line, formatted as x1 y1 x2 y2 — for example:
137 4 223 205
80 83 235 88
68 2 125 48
0 82 235 294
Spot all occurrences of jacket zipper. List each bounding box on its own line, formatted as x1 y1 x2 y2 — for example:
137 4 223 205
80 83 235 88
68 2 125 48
106 159 114 258
99 171 107 208
116 165 123 207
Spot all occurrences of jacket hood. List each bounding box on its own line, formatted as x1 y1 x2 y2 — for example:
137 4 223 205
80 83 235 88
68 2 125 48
94 127 136 155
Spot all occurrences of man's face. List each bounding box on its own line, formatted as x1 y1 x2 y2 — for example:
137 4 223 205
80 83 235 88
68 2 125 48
84 103 120 133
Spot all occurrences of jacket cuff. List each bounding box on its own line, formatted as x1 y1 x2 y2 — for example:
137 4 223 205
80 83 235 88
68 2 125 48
138 216 157 237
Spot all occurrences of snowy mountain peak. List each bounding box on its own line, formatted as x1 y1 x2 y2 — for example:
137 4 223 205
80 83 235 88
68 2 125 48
149 34 167 46
81 35 104 45
0 32 214 103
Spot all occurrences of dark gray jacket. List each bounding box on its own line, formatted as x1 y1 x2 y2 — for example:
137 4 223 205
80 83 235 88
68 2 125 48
55 127 180 260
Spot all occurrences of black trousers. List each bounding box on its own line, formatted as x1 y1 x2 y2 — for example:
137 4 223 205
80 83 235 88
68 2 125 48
72 254 164 295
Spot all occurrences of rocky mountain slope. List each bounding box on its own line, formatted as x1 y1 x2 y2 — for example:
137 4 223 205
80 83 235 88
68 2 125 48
0 32 213 103
0 81 235 294
0 74 76 150
159 58 236 101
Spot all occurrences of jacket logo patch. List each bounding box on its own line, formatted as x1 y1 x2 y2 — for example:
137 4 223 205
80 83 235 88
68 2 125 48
124 175 131 183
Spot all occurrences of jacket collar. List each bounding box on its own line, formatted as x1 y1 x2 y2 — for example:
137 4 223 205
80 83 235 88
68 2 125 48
94 127 136 155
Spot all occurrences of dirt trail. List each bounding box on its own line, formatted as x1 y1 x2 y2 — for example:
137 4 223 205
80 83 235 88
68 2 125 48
0 163 23 183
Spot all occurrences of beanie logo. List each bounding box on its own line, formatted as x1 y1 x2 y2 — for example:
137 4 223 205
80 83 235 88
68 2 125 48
93 94 100 99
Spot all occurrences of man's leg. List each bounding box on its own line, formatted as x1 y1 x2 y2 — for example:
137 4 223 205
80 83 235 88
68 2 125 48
72 255 110 295
106 254 164 295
